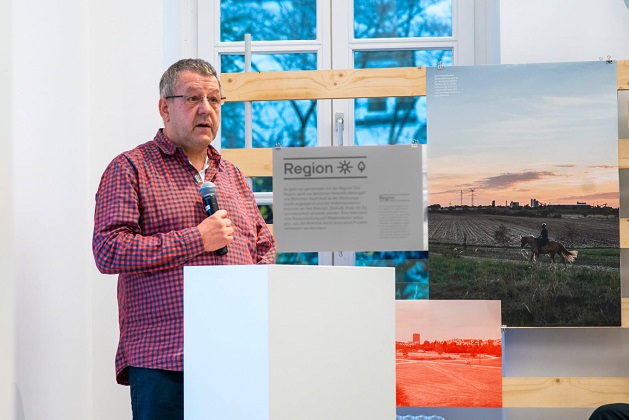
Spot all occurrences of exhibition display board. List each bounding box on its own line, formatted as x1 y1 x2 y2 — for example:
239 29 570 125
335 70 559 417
219 61 629 414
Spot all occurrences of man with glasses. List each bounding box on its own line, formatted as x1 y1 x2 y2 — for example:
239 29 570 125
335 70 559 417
92 58 276 419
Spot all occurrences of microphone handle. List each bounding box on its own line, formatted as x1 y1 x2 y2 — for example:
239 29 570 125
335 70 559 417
205 195 228 256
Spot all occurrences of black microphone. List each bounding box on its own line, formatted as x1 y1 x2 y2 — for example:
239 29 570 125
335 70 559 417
199 181 228 256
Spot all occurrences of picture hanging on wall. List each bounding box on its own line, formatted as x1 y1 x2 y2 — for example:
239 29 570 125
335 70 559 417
426 61 620 327
396 299 502 408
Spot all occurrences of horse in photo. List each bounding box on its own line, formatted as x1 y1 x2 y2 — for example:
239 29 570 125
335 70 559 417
520 235 578 267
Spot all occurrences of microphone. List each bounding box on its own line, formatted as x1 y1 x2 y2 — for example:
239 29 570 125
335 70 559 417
199 181 228 256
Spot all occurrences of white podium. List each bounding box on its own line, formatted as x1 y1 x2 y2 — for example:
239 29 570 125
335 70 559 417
184 264 395 420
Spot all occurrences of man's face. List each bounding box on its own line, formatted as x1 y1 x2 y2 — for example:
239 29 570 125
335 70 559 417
159 70 222 154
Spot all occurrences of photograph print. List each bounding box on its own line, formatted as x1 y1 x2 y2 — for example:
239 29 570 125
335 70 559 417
426 61 620 327
396 300 502 408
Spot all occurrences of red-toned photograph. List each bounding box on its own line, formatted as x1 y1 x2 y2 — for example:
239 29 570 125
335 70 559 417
396 300 502 408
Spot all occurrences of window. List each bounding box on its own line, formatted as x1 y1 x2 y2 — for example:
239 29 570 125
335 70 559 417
200 0 471 269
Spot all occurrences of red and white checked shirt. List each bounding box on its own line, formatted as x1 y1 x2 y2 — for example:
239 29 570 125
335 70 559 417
92 130 276 385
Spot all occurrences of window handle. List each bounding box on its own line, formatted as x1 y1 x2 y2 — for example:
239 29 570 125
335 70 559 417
335 113 344 146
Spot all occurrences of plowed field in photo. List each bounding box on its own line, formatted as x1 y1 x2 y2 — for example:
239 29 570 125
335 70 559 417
428 212 618 248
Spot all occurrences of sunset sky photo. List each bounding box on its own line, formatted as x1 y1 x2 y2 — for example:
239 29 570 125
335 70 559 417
426 61 619 209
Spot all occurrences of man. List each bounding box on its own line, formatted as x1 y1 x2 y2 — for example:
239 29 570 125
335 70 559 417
537 222 549 250
92 58 276 419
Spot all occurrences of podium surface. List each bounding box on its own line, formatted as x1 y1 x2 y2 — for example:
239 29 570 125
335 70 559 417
184 264 395 420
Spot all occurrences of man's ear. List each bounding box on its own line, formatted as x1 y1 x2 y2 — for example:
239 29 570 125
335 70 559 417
158 98 170 123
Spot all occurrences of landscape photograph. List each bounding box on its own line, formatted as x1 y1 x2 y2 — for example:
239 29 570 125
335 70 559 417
426 61 620 327
396 300 502 408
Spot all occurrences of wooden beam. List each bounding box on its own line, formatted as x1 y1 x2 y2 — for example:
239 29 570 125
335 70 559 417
621 218 629 248
219 148 273 233
221 67 426 102
618 60 629 91
503 377 629 408
221 148 273 178
220 61 627 103
619 139 629 169
622 298 629 327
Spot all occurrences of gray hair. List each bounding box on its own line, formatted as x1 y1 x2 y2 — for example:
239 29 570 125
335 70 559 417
159 58 223 98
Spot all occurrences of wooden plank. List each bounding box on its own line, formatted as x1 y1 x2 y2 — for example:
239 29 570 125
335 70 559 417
620 139 629 169
621 218 629 248
622 298 629 328
503 377 629 408
220 148 274 234
220 67 427 102
221 148 273 178
619 60 629 91
220 61 625 103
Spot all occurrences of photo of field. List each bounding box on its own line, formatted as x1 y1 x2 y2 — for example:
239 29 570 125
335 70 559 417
396 300 502 408
426 62 620 327
428 210 619 326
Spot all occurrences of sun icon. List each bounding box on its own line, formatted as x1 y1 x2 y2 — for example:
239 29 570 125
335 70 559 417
337 160 353 174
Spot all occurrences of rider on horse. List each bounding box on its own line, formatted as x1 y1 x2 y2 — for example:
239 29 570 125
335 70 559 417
536 223 549 250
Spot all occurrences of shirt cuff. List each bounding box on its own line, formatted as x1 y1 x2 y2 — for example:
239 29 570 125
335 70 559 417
182 226 206 257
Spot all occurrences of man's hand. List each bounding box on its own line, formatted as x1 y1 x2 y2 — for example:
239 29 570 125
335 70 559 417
197 210 234 252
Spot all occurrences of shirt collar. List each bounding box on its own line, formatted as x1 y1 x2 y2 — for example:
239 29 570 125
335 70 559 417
154 129 222 164
154 129 178 155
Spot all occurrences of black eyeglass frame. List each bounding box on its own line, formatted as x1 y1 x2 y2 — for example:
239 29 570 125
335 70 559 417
164 94 226 107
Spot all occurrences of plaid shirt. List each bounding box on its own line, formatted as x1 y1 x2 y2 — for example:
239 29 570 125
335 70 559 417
92 130 276 385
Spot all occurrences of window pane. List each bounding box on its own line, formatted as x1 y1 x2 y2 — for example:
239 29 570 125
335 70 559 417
220 101 317 148
222 53 316 73
276 252 319 265
356 251 429 299
354 49 452 145
221 0 316 42
221 53 318 149
258 204 273 222
354 0 452 39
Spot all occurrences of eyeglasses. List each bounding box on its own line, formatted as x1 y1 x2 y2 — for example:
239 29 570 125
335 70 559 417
165 94 226 109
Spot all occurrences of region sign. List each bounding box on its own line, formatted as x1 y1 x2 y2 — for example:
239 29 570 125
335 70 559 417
272 145 426 252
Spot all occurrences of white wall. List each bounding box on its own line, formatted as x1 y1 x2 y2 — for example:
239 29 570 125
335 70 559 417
7 0 170 418
1 0 14 418
12 1 92 417
500 0 629 64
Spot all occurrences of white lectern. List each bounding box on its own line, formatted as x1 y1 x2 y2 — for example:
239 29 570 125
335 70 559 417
184 264 395 420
